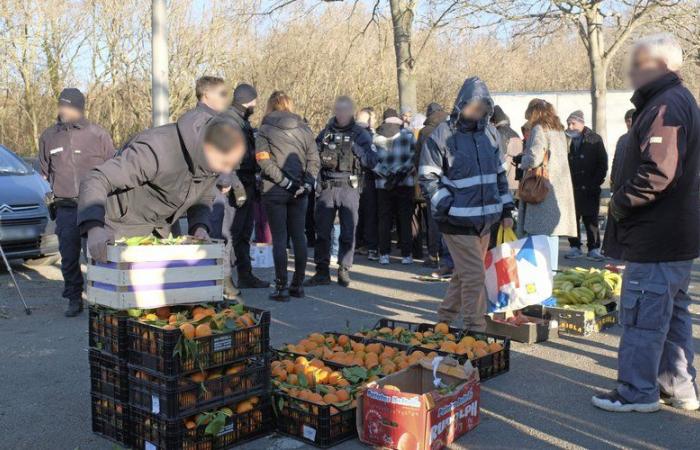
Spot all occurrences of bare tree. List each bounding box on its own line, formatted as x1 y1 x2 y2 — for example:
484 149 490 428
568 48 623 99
489 0 683 142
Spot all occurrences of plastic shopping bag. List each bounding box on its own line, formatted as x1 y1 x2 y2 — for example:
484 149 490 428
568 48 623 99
484 235 557 312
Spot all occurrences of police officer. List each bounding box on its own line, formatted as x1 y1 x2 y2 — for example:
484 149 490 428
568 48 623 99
305 96 377 287
38 88 114 317
221 83 269 289
78 117 246 265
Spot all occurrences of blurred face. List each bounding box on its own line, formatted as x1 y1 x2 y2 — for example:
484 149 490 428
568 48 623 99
401 111 412 124
629 46 669 90
625 117 633 130
567 119 585 133
461 101 487 121
334 101 354 127
355 111 370 128
203 140 245 174
58 105 82 123
201 84 229 112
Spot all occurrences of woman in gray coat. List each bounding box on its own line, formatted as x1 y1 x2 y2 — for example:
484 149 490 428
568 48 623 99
517 99 577 237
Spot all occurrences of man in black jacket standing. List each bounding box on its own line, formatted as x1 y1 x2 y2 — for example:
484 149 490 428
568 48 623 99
592 34 700 413
564 110 608 261
305 96 378 288
38 88 114 317
221 84 269 289
78 116 246 267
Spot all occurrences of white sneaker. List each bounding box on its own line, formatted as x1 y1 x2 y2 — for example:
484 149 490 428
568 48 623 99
660 393 700 411
591 390 660 413
379 255 390 265
401 256 413 265
330 255 338 265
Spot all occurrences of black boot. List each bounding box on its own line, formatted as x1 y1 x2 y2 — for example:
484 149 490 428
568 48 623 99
304 266 331 286
269 280 290 302
223 277 241 300
64 298 83 317
337 267 351 287
422 255 439 268
238 272 270 289
289 273 305 298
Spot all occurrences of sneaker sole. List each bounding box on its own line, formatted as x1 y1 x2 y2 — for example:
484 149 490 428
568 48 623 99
591 397 660 413
565 255 582 259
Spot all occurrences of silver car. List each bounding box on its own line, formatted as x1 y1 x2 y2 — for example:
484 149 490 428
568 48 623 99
0 145 59 264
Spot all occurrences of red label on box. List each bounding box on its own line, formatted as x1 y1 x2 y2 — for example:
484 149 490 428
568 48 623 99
428 383 480 449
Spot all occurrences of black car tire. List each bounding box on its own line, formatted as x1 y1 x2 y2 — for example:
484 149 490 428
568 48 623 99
23 254 60 267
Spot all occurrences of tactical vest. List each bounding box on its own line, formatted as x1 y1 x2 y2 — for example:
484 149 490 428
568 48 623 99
319 130 359 175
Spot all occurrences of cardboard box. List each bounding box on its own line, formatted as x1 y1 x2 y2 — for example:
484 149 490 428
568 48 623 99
357 358 480 450
485 309 557 344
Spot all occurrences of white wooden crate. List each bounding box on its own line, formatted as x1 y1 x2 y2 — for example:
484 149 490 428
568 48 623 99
86 239 225 309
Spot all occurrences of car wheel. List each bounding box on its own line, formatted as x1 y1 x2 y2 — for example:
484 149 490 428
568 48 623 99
23 254 60 267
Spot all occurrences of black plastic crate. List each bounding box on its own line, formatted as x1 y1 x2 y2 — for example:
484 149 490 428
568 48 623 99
410 331 511 381
131 395 272 450
89 306 129 357
89 349 129 402
272 390 356 448
91 393 130 447
129 355 270 418
363 318 463 349
129 306 270 376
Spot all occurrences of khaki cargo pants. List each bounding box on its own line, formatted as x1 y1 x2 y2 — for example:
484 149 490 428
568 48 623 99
439 233 490 331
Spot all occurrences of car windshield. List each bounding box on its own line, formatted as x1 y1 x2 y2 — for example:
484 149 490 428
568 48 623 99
0 146 32 175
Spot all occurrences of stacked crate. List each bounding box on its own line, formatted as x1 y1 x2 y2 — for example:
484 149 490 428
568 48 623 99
127 305 273 450
88 306 131 447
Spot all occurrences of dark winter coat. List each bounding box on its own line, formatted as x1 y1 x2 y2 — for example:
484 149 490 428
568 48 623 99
223 103 257 180
255 111 320 194
610 131 629 190
416 110 448 166
567 127 608 216
38 117 114 200
607 72 700 263
77 116 219 238
418 77 513 235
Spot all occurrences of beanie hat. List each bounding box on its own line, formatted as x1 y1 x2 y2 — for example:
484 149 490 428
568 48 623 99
58 88 85 112
567 110 585 124
425 102 443 117
491 105 509 125
233 83 257 105
400 106 414 116
383 108 399 121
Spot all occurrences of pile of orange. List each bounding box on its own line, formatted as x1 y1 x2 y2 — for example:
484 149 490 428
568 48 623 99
137 304 257 340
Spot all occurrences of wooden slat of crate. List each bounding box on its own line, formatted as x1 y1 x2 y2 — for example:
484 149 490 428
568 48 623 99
104 240 225 263
86 262 224 286
86 281 223 309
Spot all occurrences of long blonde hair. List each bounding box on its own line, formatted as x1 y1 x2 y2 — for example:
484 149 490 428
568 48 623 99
265 91 294 115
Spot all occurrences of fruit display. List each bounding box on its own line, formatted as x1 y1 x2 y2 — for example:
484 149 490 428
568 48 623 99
114 233 206 246
283 332 437 375
89 306 130 357
128 304 270 376
357 321 456 348
553 267 622 314
129 356 269 418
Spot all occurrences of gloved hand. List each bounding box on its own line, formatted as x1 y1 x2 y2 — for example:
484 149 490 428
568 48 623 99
87 226 112 263
192 226 210 242
283 178 302 194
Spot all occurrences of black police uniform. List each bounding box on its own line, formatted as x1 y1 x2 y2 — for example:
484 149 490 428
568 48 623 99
38 118 114 305
311 119 377 281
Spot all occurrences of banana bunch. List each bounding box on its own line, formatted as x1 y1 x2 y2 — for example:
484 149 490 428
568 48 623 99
553 267 622 309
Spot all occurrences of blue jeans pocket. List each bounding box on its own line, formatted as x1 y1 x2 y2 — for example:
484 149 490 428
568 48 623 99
620 279 669 330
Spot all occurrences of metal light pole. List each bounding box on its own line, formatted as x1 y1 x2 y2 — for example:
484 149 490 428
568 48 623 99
151 0 169 127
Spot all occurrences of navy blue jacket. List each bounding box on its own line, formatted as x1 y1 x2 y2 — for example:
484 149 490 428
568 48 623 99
419 77 513 235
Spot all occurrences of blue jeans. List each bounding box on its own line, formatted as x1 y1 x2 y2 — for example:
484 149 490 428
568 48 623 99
617 260 698 403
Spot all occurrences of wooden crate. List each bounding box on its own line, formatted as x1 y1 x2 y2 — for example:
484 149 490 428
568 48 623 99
86 239 225 309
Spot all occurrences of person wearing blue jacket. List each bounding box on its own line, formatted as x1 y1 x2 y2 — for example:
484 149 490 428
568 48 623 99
419 77 514 331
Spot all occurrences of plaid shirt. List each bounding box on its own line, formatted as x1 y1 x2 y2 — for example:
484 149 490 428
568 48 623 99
373 128 416 188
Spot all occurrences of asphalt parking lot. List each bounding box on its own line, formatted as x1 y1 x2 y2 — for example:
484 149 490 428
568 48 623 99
0 242 698 450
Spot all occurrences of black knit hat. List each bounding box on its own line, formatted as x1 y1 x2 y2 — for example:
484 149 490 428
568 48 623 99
58 88 85 111
425 102 443 117
233 83 258 105
383 108 399 121
491 105 509 124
